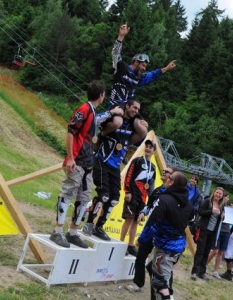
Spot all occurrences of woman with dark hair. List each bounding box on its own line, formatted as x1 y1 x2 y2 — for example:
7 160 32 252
207 191 231 279
191 187 225 280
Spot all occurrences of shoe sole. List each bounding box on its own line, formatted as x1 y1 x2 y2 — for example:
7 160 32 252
212 273 221 279
92 232 111 241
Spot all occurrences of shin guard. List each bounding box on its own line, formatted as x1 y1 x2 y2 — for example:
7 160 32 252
57 196 70 225
72 200 87 226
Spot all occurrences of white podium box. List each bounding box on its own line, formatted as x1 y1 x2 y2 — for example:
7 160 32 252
17 233 96 286
17 232 135 287
77 231 133 282
119 256 136 280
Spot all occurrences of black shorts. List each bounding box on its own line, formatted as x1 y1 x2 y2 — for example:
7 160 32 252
122 199 142 221
225 258 233 263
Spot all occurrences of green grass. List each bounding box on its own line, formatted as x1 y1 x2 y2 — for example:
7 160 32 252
0 249 17 267
0 283 86 300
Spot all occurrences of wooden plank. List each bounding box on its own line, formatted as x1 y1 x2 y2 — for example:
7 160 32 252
7 163 63 187
153 134 167 172
0 173 47 263
185 226 196 256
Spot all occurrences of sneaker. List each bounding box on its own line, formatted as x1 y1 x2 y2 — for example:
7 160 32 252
198 274 210 281
127 245 138 257
212 271 222 279
92 226 111 241
50 231 70 248
220 271 232 281
126 283 141 292
191 273 197 281
66 232 88 248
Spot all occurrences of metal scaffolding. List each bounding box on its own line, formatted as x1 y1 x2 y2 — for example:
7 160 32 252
157 136 233 186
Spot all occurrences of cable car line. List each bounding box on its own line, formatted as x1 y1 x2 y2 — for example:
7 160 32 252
1 21 85 94
0 16 88 88
0 25 83 100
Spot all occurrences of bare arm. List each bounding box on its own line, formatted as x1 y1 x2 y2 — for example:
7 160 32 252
65 133 76 173
117 22 130 42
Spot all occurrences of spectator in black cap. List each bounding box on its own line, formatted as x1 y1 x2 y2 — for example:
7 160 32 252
120 139 156 256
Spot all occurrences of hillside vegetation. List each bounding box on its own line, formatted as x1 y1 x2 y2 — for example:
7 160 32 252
1 0 233 164
0 70 65 207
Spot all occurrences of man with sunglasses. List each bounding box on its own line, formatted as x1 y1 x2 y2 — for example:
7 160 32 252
98 23 176 150
128 167 176 292
138 171 192 300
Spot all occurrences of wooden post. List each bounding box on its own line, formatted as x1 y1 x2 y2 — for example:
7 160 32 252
185 227 196 256
0 173 47 263
1 162 63 263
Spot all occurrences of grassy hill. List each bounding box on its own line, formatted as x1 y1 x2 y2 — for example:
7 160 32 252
0 69 66 209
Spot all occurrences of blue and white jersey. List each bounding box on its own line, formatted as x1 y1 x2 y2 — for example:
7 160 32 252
109 40 162 106
96 118 133 169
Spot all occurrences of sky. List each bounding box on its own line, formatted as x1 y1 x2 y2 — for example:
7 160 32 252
108 0 233 34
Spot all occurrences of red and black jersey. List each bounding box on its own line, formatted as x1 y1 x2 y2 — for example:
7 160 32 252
64 102 95 169
124 156 156 205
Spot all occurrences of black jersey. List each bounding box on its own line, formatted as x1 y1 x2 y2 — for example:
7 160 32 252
124 156 156 204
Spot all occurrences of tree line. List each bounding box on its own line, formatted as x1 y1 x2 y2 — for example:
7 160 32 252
0 0 233 169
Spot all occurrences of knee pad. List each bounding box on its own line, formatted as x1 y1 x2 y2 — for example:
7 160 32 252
102 195 109 203
91 195 108 215
87 197 102 219
93 201 103 216
103 199 119 220
151 274 168 290
57 196 70 224
72 200 87 226
110 199 119 207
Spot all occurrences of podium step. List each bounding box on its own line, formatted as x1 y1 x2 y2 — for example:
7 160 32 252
17 232 136 287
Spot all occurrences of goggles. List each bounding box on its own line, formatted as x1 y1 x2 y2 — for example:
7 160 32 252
133 54 150 63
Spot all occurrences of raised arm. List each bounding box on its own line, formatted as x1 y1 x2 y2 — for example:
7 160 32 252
161 60 176 73
112 23 130 73
117 22 130 42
